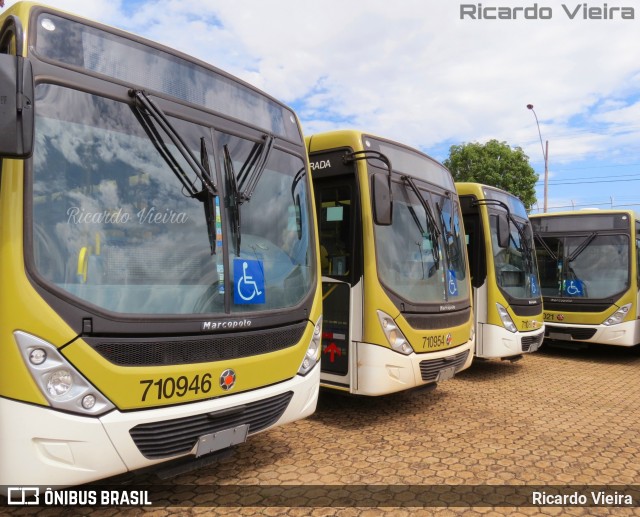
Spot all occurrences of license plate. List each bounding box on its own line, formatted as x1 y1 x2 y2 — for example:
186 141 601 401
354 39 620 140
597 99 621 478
436 365 456 382
195 424 249 457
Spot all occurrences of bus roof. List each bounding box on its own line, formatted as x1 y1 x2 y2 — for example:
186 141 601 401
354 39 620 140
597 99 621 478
306 129 455 190
530 209 637 220
2 1 302 142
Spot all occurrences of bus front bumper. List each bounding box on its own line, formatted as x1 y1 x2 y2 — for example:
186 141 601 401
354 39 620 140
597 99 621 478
477 324 545 359
353 340 474 396
544 320 640 347
0 365 319 488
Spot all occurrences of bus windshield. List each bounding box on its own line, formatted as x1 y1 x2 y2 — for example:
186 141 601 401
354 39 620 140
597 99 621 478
535 233 629 299
489 214 539 299
31 84 314 315
375 178 469 305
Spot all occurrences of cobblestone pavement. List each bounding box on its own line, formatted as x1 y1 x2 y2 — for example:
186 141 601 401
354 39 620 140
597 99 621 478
4 343 640 516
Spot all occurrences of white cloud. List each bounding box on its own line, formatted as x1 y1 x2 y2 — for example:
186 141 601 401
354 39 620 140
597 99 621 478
4 0 640 172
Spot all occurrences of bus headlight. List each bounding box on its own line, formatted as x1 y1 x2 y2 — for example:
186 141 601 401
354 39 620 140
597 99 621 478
603 303 632 326
496 303 517 333
298 316 322 376
14 331 115 416
47 369 73 397
377 310 414 355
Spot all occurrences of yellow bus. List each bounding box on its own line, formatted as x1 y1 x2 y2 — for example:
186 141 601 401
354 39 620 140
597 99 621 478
0 2 322 488
531 210 640 347
456 183 544 359
306 130 474 396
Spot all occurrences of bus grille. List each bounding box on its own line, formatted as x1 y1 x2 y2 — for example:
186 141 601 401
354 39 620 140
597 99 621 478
404 308 471 330
129 392 293 459
521 334 544 352
544 327 597 341
88 322 307 366
419 350 470 382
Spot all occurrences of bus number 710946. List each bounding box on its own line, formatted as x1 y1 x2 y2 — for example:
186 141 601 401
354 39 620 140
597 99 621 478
140 374 213 401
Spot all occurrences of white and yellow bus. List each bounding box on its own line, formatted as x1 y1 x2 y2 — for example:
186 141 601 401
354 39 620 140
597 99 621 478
531 210 640 347
0 2 322 488
306 130 474 396
456 183 544 359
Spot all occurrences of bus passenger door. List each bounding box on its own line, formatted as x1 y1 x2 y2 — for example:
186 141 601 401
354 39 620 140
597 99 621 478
314 179 359 389
461 204 486 355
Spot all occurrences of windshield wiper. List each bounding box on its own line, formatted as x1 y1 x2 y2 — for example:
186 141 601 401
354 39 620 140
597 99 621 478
436 194 457 264
401 175 441 271
291 167 306 240
236 134 274 204
223 145 242 256
473 199 528 253
222 134 274 255
129 89 217 198
129 89 219 254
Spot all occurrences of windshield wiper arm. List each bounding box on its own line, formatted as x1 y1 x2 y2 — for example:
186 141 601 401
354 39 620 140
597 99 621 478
473 199 536 271
568 232 597 263
534 232 557 261
236 134 274 204
129 89 217 199
200 138 217 255
436 201 453 266
407 206 426 236
290 167 306 240
401 175 441 270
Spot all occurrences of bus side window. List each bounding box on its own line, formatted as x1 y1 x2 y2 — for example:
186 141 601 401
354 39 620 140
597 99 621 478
318 186 351 277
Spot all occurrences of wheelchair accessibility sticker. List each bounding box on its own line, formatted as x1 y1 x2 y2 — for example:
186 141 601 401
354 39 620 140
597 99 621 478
563 279 584 297
234 259 266 304
530 274 539 296
447 269 458 296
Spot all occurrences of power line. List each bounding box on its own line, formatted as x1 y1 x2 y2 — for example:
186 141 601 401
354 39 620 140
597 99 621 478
546 163 640 172
536 174 640 186
529 200 640 213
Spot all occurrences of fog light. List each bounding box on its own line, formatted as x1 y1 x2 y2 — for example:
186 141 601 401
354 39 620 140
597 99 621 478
82 394 96 410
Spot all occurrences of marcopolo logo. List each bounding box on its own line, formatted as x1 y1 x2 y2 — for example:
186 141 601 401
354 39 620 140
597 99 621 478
459 3 635 20
202 319 252 331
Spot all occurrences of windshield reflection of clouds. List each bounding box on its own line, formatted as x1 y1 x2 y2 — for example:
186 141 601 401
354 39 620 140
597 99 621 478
490 215 539 299
376 182 468 304
32 85 313 315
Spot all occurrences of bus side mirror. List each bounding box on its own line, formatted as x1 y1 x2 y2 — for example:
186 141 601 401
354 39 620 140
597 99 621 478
372 173 392 226
0 54 34 158
497 213 510 248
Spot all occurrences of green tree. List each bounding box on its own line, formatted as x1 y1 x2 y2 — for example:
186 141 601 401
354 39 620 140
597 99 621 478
443 139 538 210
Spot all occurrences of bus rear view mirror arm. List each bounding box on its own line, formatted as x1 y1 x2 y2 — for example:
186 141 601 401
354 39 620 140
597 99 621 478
0 15 34 159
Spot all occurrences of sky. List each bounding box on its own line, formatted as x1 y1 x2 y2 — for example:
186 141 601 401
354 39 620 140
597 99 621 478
3 0 640 214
